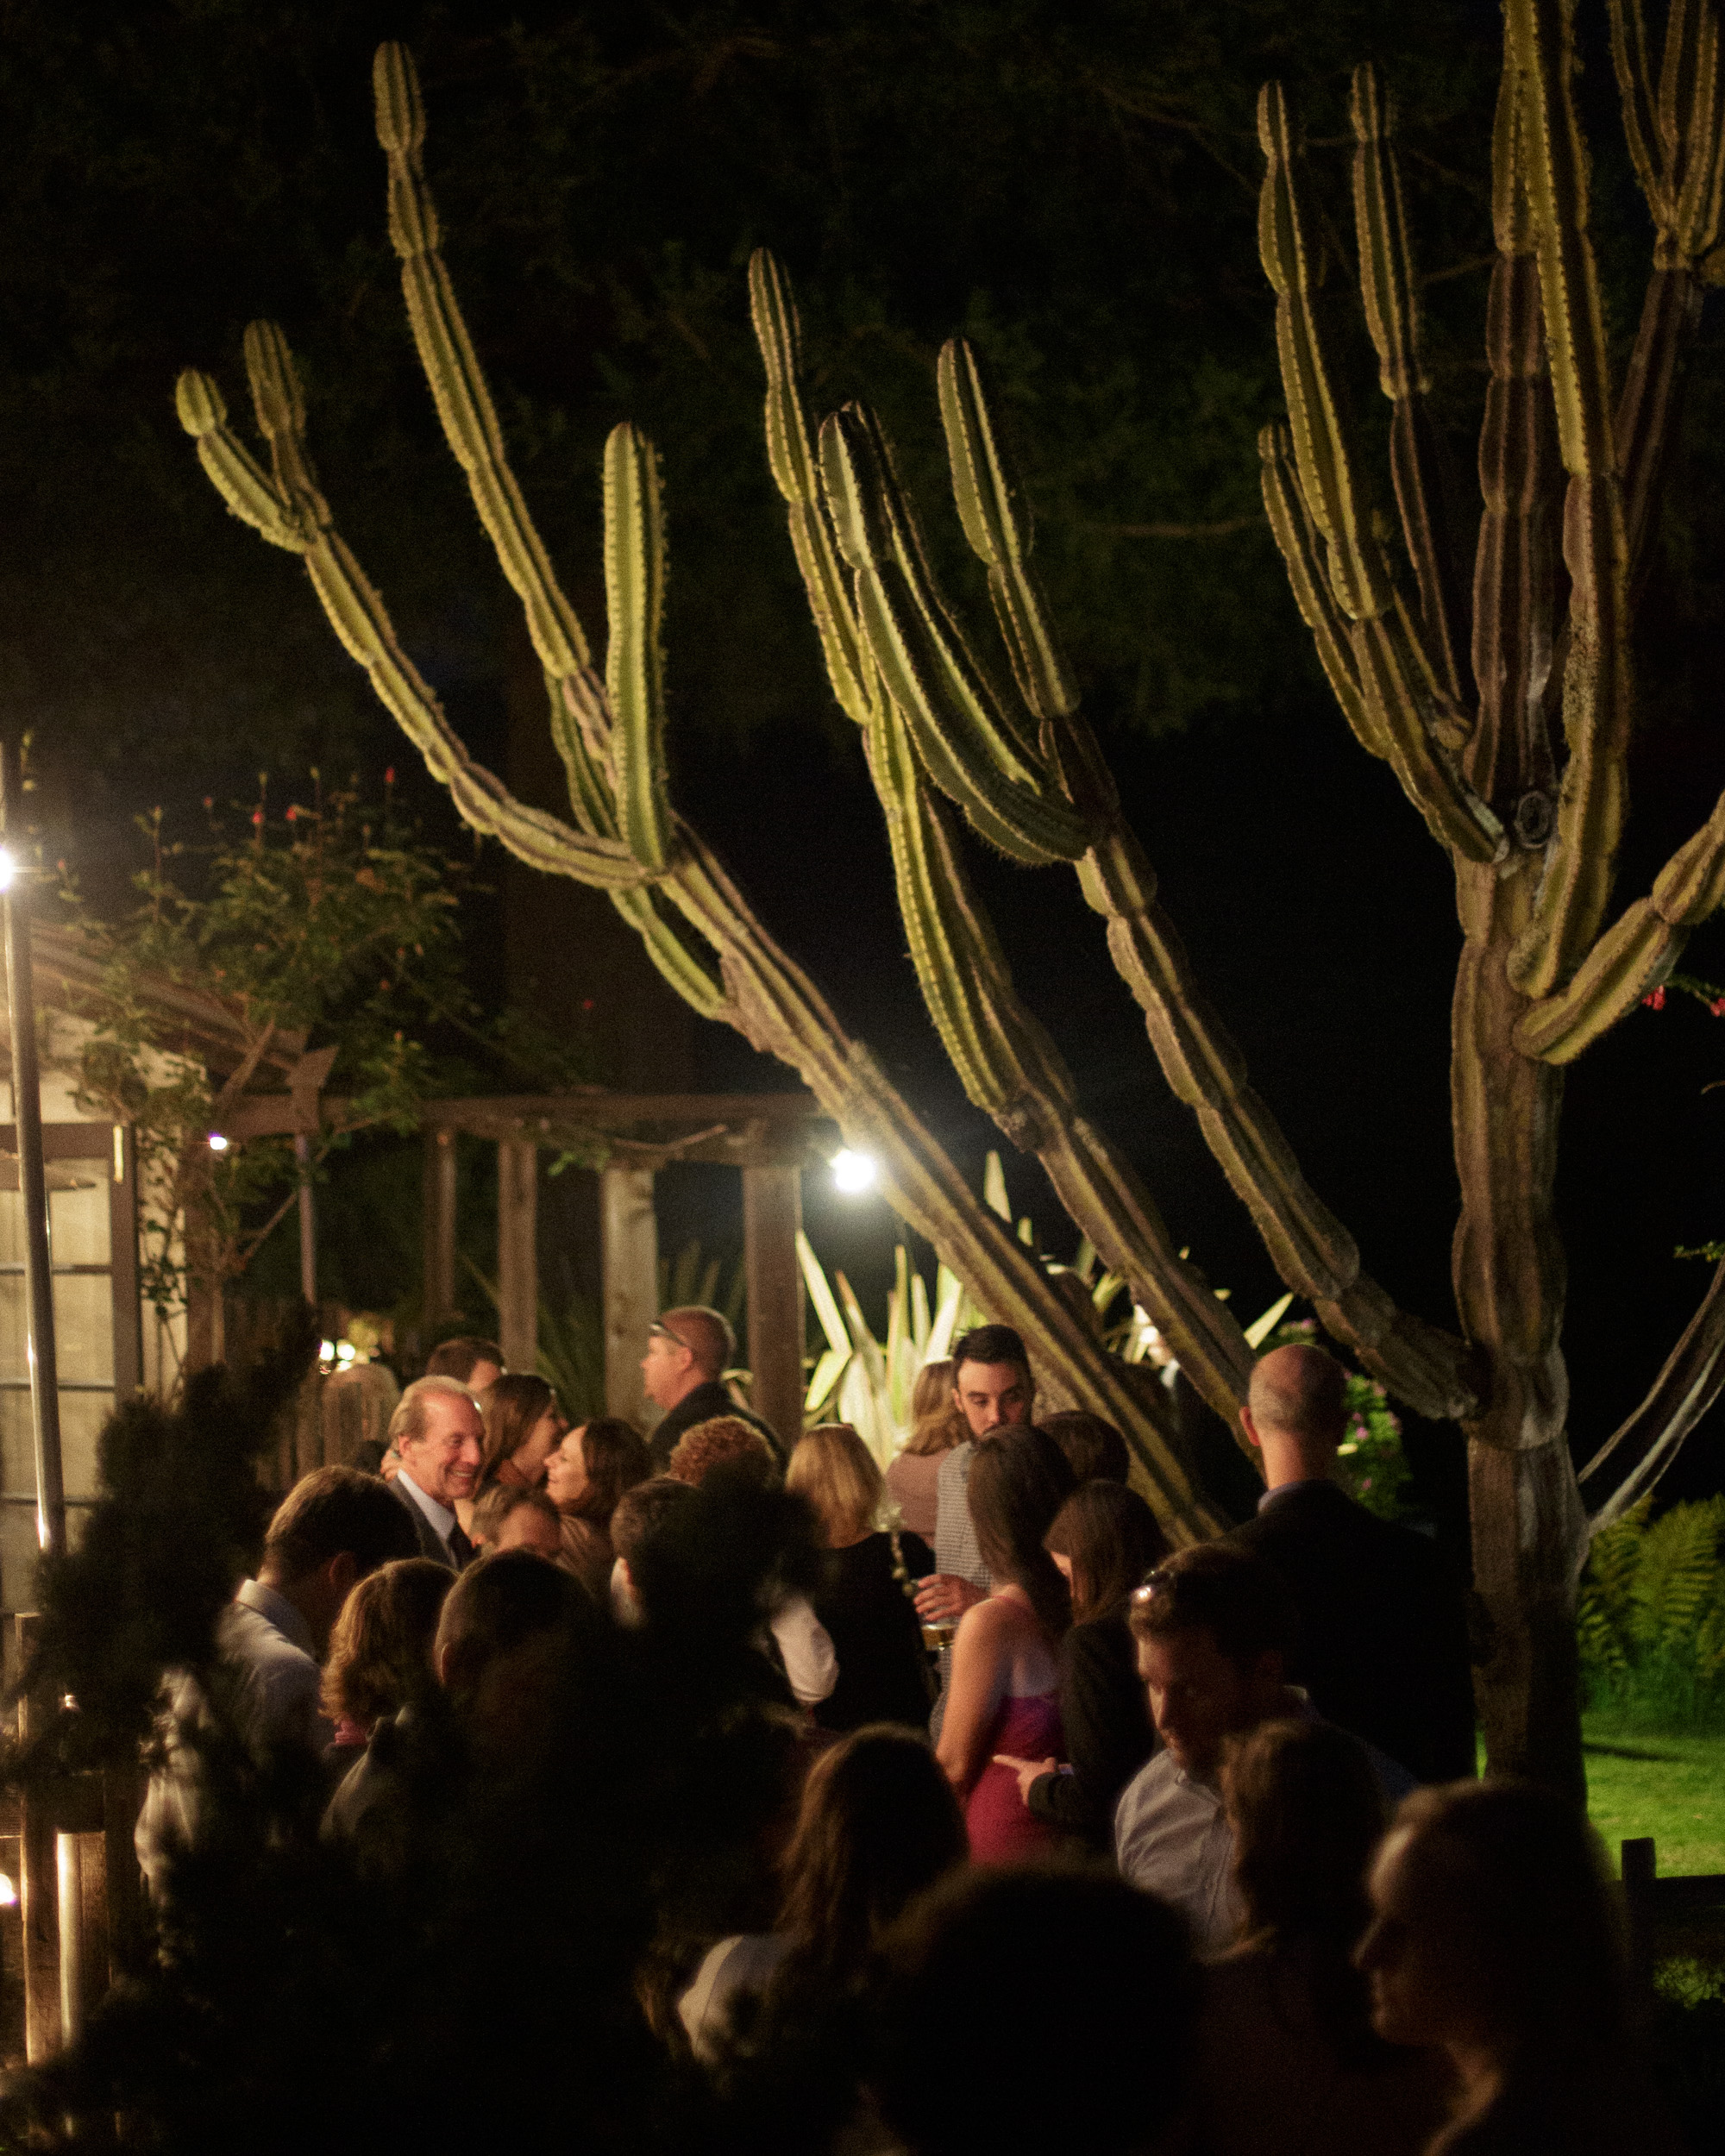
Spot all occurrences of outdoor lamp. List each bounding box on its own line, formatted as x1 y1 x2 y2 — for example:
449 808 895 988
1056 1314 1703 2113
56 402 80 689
831 1148 878 1195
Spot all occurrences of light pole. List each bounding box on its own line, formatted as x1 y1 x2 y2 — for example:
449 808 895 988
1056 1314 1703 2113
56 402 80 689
0 740 63 1559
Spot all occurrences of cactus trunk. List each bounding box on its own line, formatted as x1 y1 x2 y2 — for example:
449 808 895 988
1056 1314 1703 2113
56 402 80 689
1452 857 1585 1793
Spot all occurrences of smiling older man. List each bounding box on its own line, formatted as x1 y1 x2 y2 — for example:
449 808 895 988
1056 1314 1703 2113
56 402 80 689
388 1376 485 1569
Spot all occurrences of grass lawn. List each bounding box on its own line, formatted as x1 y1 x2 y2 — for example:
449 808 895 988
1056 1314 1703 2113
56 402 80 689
1583 1718 1725 1878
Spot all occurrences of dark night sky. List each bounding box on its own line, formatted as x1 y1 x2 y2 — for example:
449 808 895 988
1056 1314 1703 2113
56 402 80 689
3 1 1722 1516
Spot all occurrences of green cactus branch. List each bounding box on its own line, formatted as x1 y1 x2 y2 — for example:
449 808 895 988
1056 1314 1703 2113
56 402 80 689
1257 83 1504 867
1349 62 1471 711
748 248 1480 1427
1503 0 1634 1002
178 40 1227 1532
1466 64 1559 819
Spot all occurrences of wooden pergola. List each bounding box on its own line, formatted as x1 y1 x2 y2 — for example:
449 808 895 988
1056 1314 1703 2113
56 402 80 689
419 1093 837 1437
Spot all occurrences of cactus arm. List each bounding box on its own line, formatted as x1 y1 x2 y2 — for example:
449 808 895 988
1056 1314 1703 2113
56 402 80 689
1258 83 1504 867
864 688 1258 1426
372 43 593 684
1609 1 1666 215
1350 62 1471 706
659 821 1224 1532
1505 0 1634 1000
1076 821 1480 1420
179 329 643 893
609 886 726 1018
819 406 1090 865
1258 425 1383 758
1469 66 1560 815
1580 1257 1725 1529
173 371 308 552
603 423 674 874
935 338 1080 721
1609 0 1725 594
1514 779 1725 1060
747 251 872 726
1258 82 1391 625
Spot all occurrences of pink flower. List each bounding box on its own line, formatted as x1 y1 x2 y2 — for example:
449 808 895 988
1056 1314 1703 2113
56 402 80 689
582 998 596 1012
251 809 264 828
385 767 395 787
285 805 298 823
1711 999 1725 1018
202 796 213 811
1643 986 1666 1010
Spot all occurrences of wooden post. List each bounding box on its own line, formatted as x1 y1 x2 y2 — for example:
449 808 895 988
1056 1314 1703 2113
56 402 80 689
600 1167 657 1423
497 1139 538 1375
743 1165 805 1449
109 1122 142 1401
422 1127 456 1333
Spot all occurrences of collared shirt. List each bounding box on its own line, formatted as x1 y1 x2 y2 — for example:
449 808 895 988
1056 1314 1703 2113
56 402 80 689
1256 1476 1333 1514
933 1440 991 1591
396 1468 458 1561
1113 1752 1240 1953
136 1576 329 1898
1113 1699 1419 1957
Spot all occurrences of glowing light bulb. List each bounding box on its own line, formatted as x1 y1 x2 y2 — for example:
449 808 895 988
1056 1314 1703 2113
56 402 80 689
831 1149 878 1195
0 1873 16 1908
207 1131 229 1153
0 852 15 893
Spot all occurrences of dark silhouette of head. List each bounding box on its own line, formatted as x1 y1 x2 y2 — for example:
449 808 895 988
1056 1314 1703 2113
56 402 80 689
968 1424 1076 1639
1038 1409 1129 1485
1045 1481 1170 1624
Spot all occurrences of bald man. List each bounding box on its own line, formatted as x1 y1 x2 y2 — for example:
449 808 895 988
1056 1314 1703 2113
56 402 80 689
643 1305 781 1473
1227 1343 1475 1783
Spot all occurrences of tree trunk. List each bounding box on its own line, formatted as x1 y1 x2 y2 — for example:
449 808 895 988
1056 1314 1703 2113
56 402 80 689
1452 856 1587 1796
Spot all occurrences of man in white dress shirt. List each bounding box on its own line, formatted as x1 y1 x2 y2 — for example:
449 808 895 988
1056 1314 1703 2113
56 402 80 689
388 1376 485 1569
137 1465 419 1896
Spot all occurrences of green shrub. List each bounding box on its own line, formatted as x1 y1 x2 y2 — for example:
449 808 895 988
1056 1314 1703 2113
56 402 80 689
1578 1497 1725 1731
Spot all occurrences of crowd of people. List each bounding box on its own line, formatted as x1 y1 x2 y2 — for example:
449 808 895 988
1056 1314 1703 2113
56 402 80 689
125 1308 1686 2155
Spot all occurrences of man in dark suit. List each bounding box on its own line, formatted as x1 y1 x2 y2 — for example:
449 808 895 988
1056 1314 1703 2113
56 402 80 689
643 1307 781 1472
387 1376 485 1569
1227 1343 1475 1783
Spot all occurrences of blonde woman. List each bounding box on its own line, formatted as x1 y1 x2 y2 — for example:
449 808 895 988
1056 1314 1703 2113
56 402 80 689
787 1423 932 1733
883 1359 963 1565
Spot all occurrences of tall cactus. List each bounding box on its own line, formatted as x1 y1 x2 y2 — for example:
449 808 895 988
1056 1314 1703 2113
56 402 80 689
177 12 1725 1786
176 41 1224 1541
746 1 1725 1789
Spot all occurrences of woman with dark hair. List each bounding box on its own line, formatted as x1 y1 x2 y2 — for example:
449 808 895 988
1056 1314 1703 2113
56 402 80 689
545 1415 650 1601
677 1722 967 2064
1358 1780 1684 2154
934 1425 1074 1860
1194 1718 1446 2156
993 1479 1165 1851
475 1374 566 1493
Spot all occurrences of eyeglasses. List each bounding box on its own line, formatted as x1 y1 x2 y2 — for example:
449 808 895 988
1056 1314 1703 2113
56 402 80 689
1129 1568 1174 1608
649 1319 692 1354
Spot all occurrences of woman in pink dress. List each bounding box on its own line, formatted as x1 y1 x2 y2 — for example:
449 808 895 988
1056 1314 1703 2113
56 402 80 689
935 1426 1076 1861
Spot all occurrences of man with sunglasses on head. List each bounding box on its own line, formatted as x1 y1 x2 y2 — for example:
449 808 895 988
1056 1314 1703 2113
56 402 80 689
1113 1544 1413 1952
643 1305 782 1473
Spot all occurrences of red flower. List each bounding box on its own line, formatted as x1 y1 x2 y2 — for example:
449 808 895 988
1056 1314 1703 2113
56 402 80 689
384 767 396 786
202 796 214 811
285 805 298 822
251 809 264 828
581 998 596 1012
1712 999 1725 1018
1643 986 1666 1010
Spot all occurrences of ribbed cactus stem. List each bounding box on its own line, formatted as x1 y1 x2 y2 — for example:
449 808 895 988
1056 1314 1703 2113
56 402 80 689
603 423 674 874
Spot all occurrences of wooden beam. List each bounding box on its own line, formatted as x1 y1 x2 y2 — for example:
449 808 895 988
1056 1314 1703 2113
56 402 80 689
109 1124 142 1400
497 1139 538 1375
600 1167 657 1424
743 1166 805 1451
16 1616 60 2063
422 1128 456 1330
